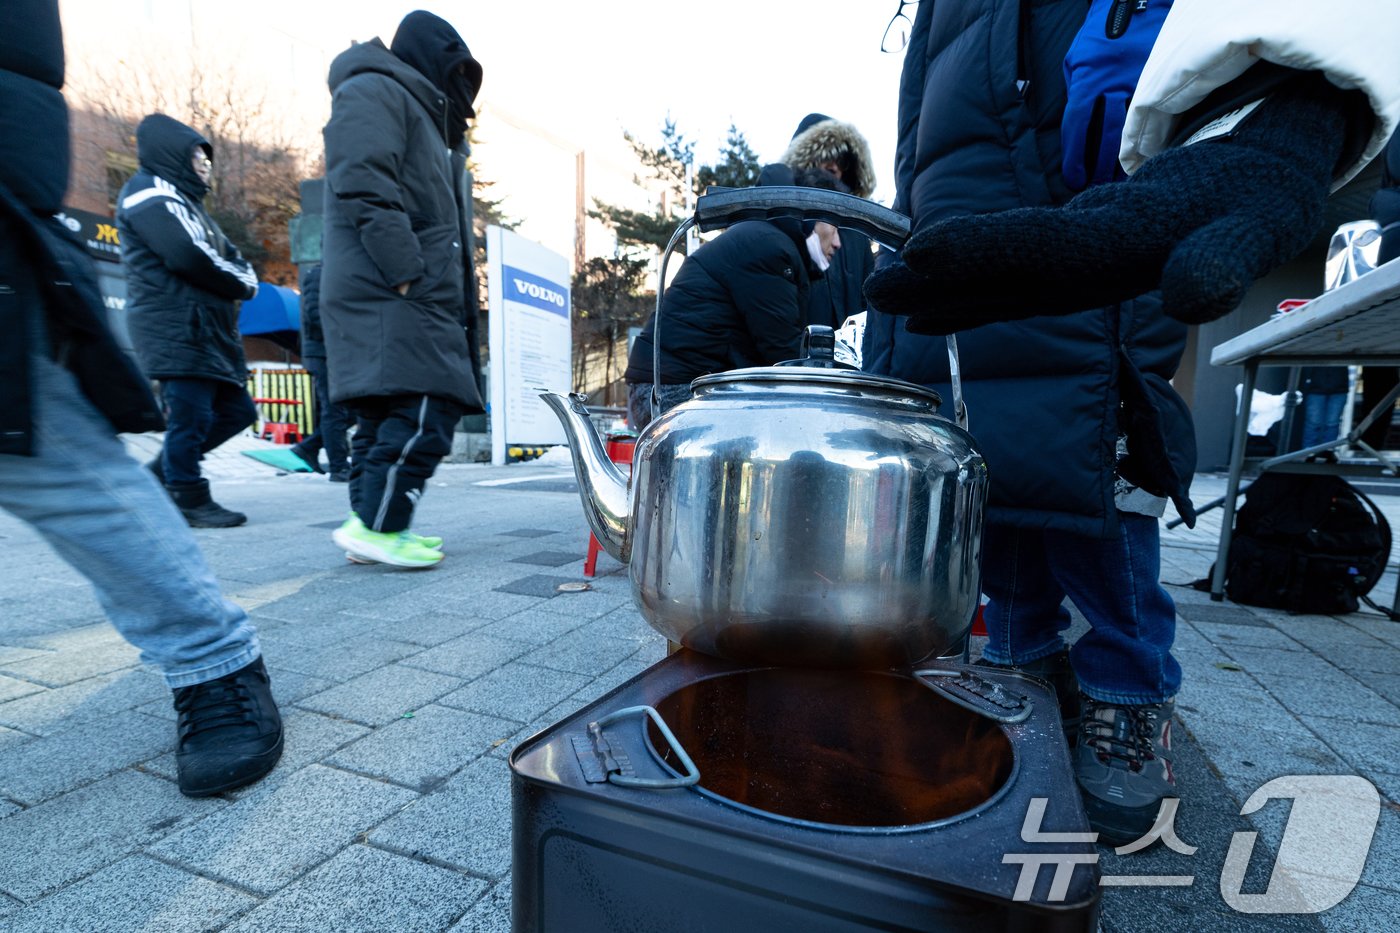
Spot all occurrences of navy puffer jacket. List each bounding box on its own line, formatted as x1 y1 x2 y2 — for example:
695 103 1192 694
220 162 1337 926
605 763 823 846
864 0 1196 538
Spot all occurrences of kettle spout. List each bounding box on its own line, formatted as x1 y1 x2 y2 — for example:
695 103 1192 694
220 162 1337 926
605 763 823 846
538 392 631 563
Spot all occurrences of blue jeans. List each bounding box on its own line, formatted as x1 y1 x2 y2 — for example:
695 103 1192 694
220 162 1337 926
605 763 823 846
979 512 1181 704
0 353 260 688
1302 392 1346 449
159 378 258 485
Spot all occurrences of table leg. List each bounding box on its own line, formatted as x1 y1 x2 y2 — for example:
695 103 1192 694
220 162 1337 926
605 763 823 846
1212 362 1259 601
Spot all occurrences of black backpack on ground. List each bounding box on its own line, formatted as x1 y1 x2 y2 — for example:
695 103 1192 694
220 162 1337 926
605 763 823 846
1220 472 1394 617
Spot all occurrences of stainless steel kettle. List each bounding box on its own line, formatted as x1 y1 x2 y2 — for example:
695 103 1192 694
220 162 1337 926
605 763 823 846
541 187 987 668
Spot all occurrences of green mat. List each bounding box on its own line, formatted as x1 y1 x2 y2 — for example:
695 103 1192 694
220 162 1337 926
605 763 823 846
241 448 315 472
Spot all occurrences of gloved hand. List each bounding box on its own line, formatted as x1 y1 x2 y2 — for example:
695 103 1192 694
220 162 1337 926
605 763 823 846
868 71 1351 334
1060 0 1173 191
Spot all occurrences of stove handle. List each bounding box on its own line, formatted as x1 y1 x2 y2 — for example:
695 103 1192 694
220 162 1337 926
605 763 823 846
589 705 701 789
912 669 1033 725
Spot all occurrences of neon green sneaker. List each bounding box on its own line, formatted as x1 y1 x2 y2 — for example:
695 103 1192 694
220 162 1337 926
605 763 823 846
332 517 444 569
340 514 442 560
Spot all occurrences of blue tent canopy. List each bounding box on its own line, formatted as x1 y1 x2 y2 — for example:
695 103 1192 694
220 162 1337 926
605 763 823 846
239 284 300 336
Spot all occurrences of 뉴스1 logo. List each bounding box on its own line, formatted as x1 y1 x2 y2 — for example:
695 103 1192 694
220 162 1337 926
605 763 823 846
1004 775 1381 914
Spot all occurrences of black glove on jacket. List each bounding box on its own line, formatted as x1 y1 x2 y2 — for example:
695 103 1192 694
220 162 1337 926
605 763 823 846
865 71 1354 335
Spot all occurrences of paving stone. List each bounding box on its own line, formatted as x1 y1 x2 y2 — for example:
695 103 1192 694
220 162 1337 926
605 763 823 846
1176 680 1316 733
499 528 558 538
472 610 588 646
327 704 515 792
1217 645 1345 679
0 676 43 704
2 855 257 933
370 756 512 879
531 586 635 620
1298 716 1400 776
1182 717 1350 805
0 640 141 688
0 668 170 736
0 770 220 902
367 612 491 647
1320 884 1400 932
1340 616 1400 650
148 764 417 895
0 710 171 805
223 844 485 933
570 605 654 643
522 628 642 676
1193 621 1304 651
487 698 581 762
571 656 658 706
266 634 423 682
425 589 545 621
1332 645 1400 675
508 549 585 568
1350 669 1400 706
0 647 46 667
297 664 464 726
448 878 510 932
437 663 589 723
250 610 374 649
493 573 577 598
1254 671 1400 726
1173 603 1275 627
1270 616 1395 652
1362 769 1400 805
399 633 529 681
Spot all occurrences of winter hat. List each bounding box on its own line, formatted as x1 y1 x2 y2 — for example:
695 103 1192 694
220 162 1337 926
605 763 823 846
391 11 482 142
865 71 1362 331
782 113 876 199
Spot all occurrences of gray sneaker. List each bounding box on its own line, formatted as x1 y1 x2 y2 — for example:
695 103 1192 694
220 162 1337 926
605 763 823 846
1073 694 1177 847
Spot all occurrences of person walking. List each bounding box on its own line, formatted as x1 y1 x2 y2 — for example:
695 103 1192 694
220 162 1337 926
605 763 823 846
289 263 353 481
320 11 486 568
781 113 877 330
116 113 260 529
623 165 843 430
2 0 282 797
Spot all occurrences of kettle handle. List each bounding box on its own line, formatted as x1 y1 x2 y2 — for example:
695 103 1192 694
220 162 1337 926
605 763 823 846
695 185 911 251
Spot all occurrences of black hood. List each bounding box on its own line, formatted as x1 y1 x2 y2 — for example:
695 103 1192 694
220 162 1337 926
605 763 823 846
391 10 481 145
136 113 211 201
755 163 843 272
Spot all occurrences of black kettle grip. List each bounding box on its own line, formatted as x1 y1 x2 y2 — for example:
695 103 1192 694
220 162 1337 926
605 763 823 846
695 186 911 251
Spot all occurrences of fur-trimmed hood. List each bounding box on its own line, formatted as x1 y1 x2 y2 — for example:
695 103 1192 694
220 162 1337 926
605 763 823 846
782 115 877 199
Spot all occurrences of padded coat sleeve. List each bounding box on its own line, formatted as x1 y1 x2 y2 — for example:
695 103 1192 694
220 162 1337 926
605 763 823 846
723 241 806 366
322 74 424 288
121 196 257 301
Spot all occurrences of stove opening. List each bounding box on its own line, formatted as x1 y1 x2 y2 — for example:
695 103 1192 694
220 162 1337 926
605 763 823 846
648 668 1015 828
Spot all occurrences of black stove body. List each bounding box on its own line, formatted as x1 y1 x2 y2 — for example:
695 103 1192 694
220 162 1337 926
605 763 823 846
511 650 1100 932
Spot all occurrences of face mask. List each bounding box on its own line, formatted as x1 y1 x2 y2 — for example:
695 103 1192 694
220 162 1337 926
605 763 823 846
806 230 832 272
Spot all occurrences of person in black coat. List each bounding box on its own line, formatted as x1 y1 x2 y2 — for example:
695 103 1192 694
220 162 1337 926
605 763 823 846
781 113 878 330
289 263 353 480
116 113 259 528
321 10 484 568
623 165 843 429
0 0 281 798
1360 131 1400 453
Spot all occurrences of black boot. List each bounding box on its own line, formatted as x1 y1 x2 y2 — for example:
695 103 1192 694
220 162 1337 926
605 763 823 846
289 442 325 474
868 71 1354 332
173 657 284 797
145 457 165 485
976 648 1081 740
166 479 247 528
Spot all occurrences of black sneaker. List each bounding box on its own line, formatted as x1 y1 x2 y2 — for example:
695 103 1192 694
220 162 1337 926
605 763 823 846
166 480 247 528
1074 694 1177 846
290 444 325 474
328 470 350 483
975 648 1081 739
172 658 284 797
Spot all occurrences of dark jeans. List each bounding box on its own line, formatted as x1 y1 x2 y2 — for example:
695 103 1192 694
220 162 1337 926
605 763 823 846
625 381 692 431
978 512 1181 705
298 357 352 472
348 394 460 533
159 378 258 486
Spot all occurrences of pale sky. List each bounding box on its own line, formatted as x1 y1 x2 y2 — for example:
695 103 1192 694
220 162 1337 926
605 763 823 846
61 0 909 261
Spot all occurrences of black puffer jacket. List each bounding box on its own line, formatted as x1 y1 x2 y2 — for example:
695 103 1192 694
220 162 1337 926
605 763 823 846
320 36 484 412
863 0 1196 538
1 0 163 456
298 263 324 361
116 114 258 386
624 167 817 384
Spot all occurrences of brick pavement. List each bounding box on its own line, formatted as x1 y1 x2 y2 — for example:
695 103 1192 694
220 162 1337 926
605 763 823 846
0 435 1396 931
